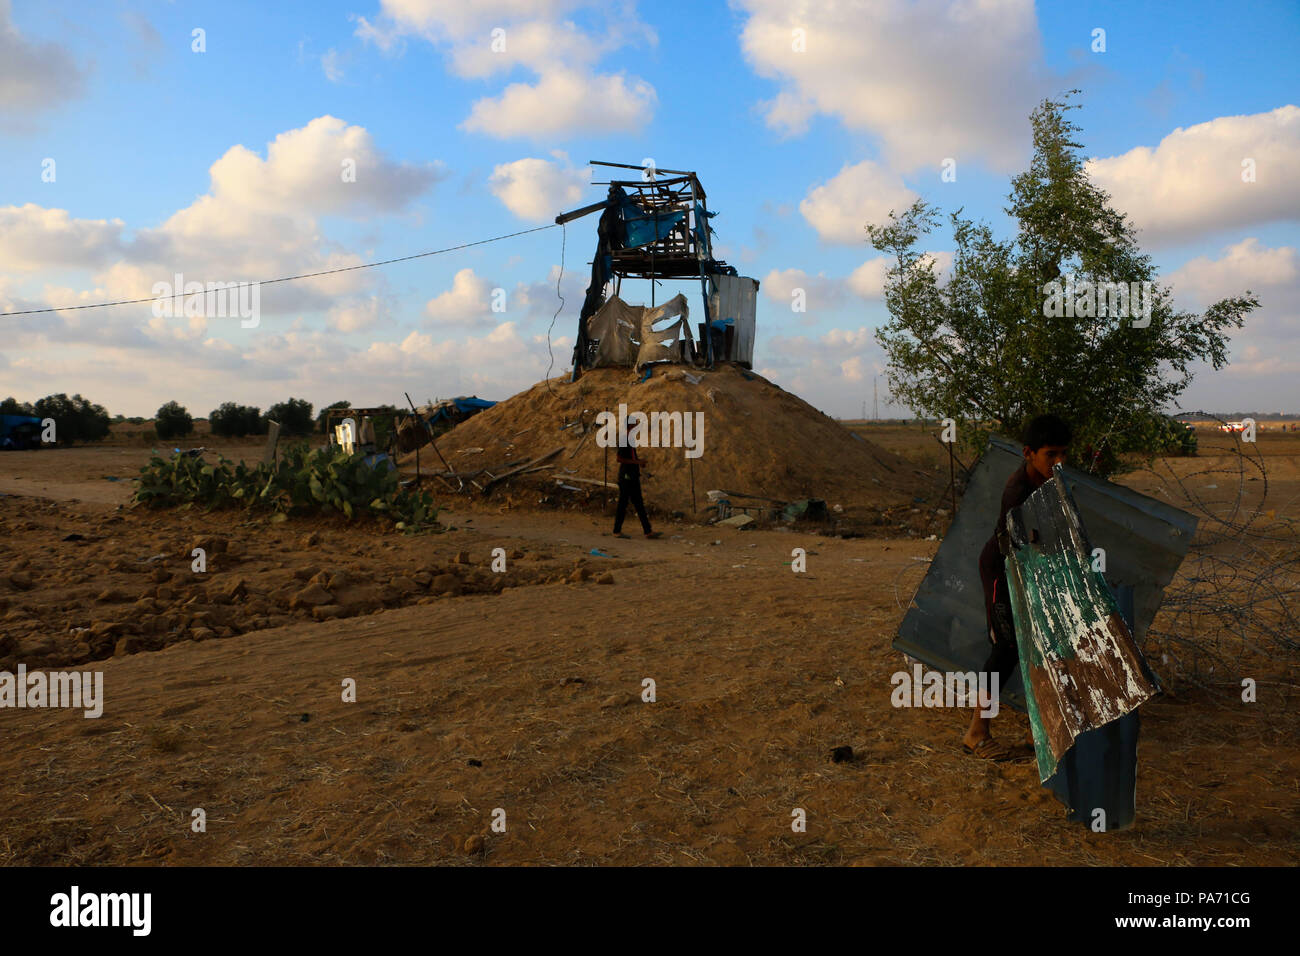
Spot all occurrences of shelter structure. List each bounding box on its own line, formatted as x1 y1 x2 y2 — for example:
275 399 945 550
556 162 760 378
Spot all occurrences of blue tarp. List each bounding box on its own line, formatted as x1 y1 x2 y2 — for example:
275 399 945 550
622 201 685 248
427 396 496 424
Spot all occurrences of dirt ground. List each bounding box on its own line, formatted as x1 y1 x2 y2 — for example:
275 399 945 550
0 424 1296 866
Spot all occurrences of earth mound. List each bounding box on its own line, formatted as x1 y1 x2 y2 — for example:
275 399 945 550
422 365 928 515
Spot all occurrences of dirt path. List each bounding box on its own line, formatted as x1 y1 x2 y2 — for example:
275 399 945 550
1 441 1296 865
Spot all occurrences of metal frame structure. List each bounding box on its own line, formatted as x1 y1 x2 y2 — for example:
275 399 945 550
556 161 737 379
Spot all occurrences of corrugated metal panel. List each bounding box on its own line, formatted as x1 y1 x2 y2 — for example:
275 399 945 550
1003 470 1162 782
708 275 758 368
892 436 1197 711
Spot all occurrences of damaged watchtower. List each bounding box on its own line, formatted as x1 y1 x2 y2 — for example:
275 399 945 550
556 161 759 379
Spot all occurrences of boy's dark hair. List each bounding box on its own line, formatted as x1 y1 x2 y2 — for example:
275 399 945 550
1022 413 1072 450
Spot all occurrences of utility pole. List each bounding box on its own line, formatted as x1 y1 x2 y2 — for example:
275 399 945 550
873 377 879 421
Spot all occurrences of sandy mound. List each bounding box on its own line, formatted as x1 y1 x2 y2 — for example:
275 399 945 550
422 365 926 515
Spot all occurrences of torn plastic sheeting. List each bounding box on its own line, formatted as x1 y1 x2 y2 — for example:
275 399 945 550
1003 469 1161 783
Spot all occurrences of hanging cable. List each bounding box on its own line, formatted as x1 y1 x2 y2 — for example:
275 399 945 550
1 223 558 317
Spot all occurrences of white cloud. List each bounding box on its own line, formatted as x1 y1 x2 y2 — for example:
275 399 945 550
0 205 125 272
328 296 389 332
357 1 658 138
462 67 654 138
799 161 919 244
424 268 500 326
183 115 443 220
1166 237 1298 305
0 0 85 117
1 117 442 349
322 48 344 82
1086 106 1300 244
489 154 590 222
761 268 844 312
1164 238 1300 397
735 0 1048 171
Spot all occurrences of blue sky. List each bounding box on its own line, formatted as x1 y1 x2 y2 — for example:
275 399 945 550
1 0 1297 417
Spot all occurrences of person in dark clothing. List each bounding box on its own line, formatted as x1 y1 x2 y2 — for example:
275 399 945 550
963 414 1071 760
613 440 661 539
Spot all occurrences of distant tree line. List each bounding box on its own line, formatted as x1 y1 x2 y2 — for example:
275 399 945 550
1 394 111 444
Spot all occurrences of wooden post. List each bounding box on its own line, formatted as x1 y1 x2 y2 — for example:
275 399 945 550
948 441 957 519
689 453 696 514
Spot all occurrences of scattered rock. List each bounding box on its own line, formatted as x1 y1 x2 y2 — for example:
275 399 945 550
114 636 141 656
300 532 320 548
190 627 216 642
596 572 615 585
311 605 344 620
292 566 321 581
567 567 591 584
290 583 334 609
150 568 172 584
462 834 484 855
191 535 228 555
17 635 55 658
831 745 854 764
430 574 461 596
454 551 471 564
96 587 130 603
600 693 632 709
389 576 421 595
221 577 249 602
7 572 34 591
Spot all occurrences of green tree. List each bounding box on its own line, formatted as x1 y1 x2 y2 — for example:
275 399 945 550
31 393 111 444
209 402 265 438
867 92 1258 475
267 397 314 436
155 401 194 440
1 397 35 415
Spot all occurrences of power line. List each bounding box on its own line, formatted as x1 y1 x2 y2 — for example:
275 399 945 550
0 223 559 317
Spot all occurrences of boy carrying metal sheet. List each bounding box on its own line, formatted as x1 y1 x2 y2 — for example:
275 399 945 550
962 414 1071 760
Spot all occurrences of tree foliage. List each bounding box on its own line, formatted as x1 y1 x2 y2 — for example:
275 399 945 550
208 402 265 438
31 393 111 445
154 401 194 440
266 397 314 436
867 92 1258 475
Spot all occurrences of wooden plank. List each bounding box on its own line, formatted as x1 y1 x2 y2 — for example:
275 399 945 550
482 446 564 491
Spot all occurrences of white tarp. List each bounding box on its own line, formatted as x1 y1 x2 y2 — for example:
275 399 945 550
585 293 693 368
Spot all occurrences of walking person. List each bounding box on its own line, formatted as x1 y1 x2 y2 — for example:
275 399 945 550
613 439 660 539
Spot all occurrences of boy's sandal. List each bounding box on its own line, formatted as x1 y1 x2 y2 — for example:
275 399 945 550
614 533 631 539
644 531 662 539
963 738 1016 762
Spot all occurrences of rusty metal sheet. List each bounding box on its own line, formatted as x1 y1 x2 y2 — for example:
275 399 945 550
892 436 1197 712
1004 468 1162 783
